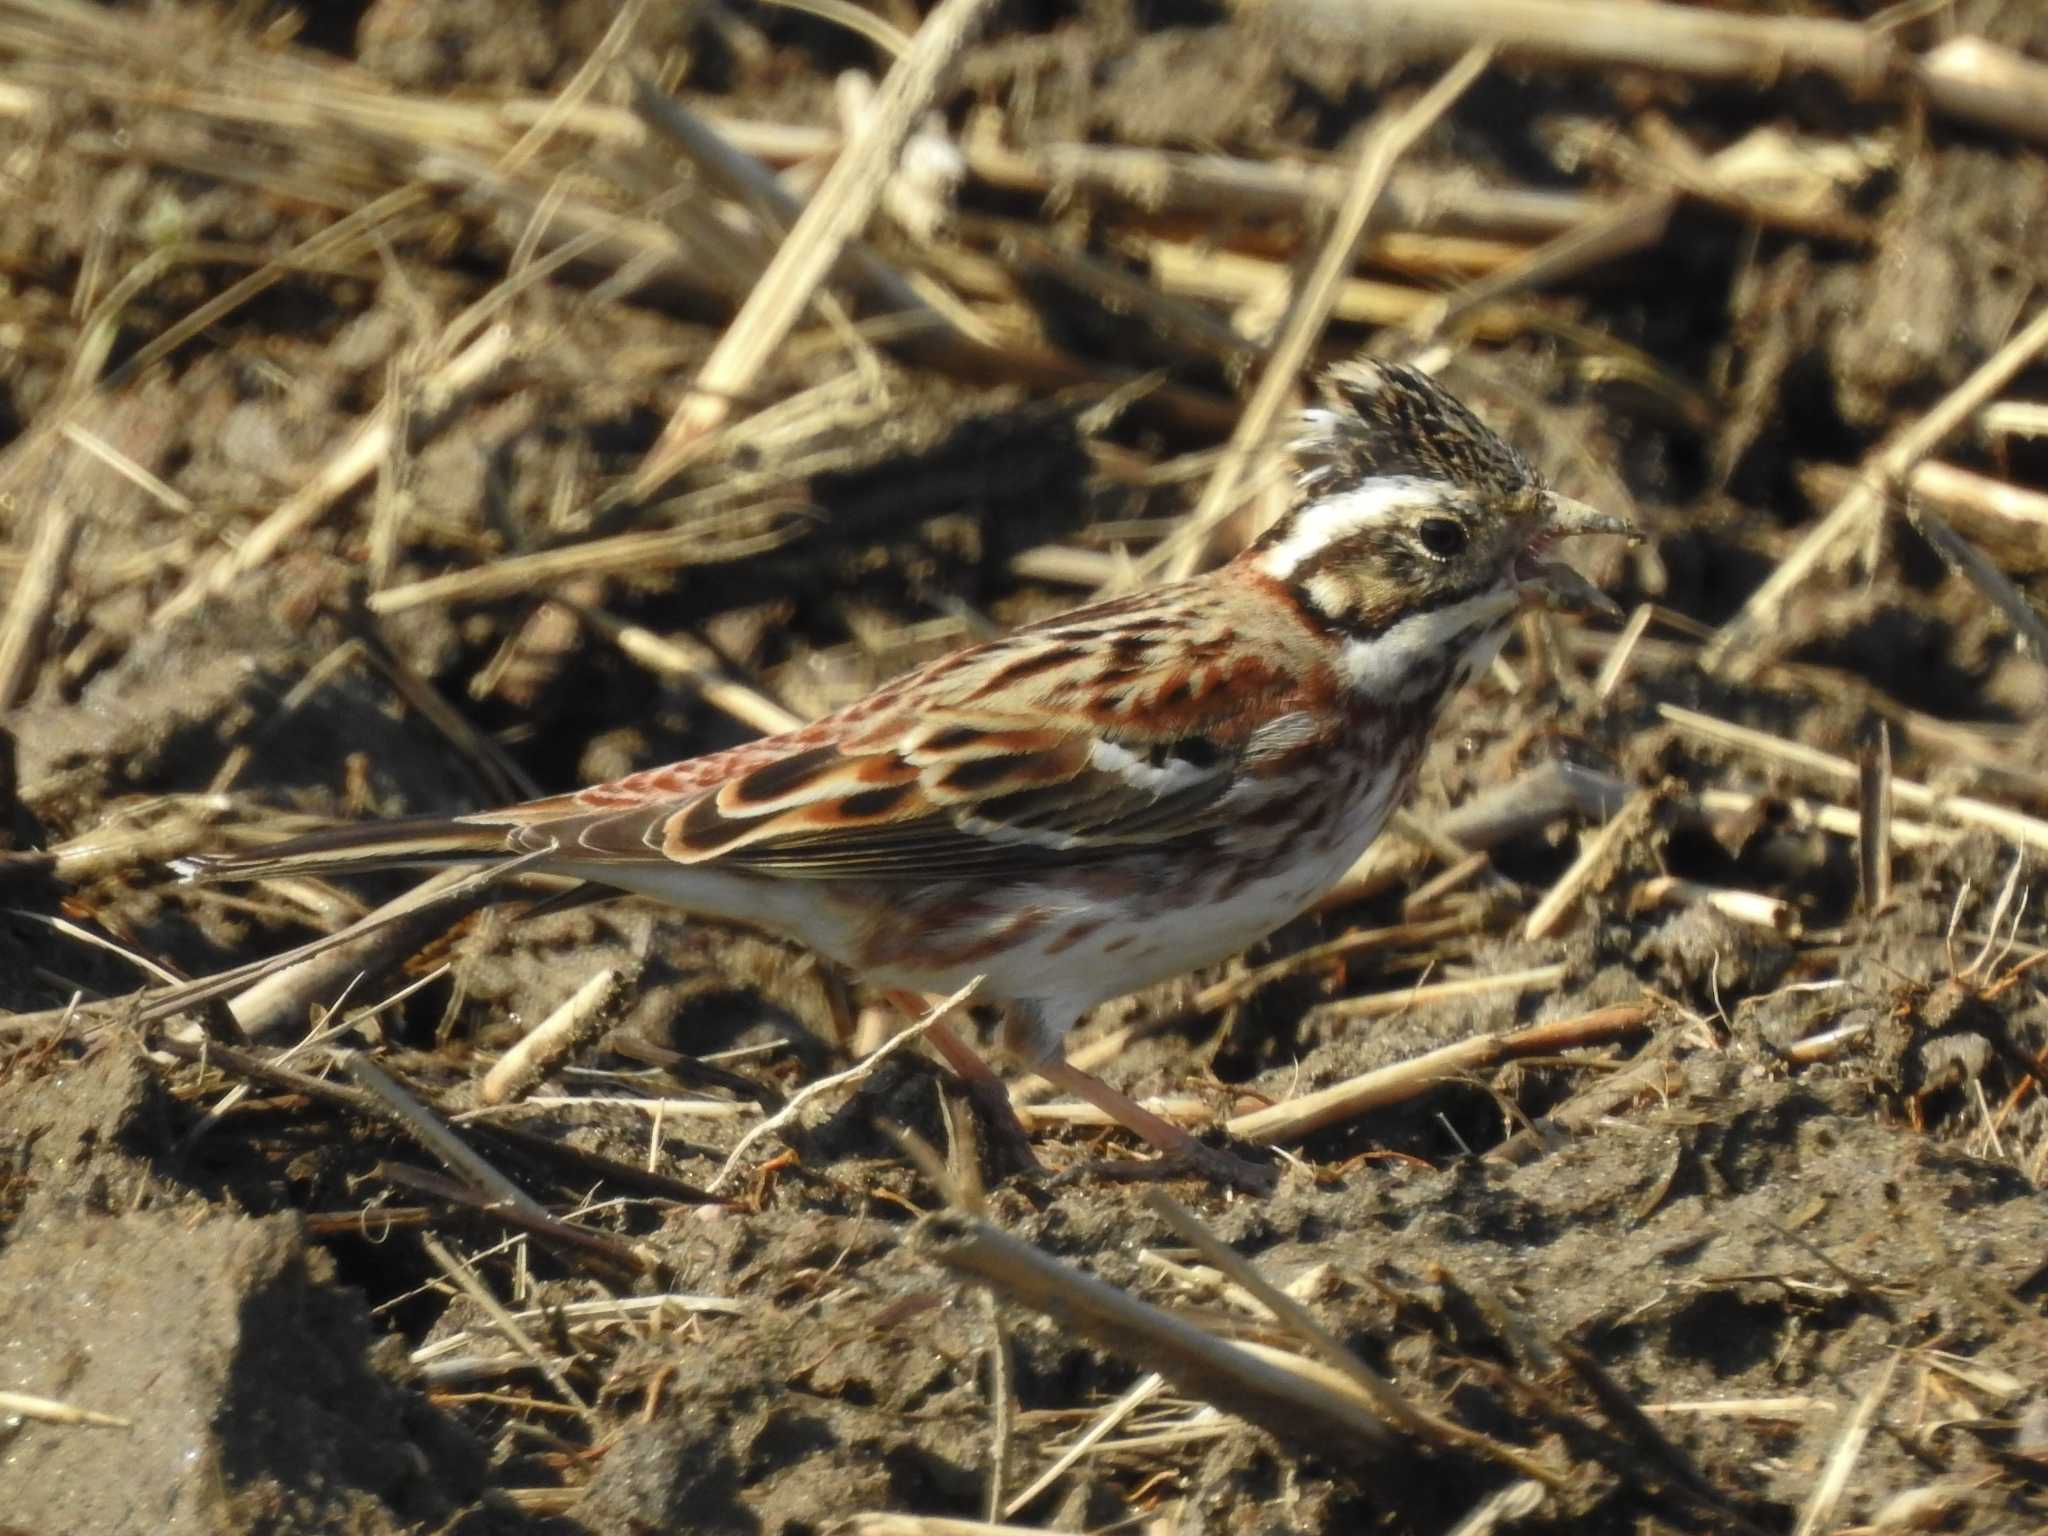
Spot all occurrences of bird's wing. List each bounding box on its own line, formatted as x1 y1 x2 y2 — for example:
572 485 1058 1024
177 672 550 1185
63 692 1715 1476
482 586 1332 881
498 712 1248 879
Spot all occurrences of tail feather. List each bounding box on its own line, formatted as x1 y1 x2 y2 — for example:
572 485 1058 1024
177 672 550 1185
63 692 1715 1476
173 814 517 883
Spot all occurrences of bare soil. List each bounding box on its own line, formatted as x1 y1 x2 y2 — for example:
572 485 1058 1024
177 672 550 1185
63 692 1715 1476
4 3 2048 1533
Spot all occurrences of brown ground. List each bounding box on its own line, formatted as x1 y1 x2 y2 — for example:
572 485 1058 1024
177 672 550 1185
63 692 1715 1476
4 2 2048 1533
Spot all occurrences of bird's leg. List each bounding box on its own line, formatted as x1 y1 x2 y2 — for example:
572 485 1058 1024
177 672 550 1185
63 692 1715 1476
1026 1053 1276 1194
882 988 1044 1175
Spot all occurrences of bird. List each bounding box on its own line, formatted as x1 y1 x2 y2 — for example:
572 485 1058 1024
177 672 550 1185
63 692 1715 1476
177 358 1636 1188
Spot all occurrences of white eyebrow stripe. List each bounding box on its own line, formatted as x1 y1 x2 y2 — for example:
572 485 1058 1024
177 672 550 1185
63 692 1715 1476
1255 477 1451 581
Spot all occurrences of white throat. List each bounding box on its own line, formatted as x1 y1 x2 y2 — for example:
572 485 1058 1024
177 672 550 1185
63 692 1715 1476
1336 588 1517 701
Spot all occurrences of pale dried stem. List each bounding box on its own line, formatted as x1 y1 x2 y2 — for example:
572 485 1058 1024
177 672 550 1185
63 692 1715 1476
913 1211 1399 1461
366 512 802 615
1000 1372 1164 1519
1257 0 1892 93
629 84 957 328
1487 1040 1681 1165
1792 1351 1900 1536
1661 703 2048 853
220 871 491 1039
1635 876 1802 936
715 120 1616 238
1418 191 1675 342
155 324 513 626
1146 1194 1469 1453
1140 240 1527 341
1017 1097 1212 1130
0 1391 131 1430
1228 1002 1650 1145
1192 912 1475 1014
480 966 619 1106
133 853 548 1030
708 977 980 1193
343 1052 552 1225
1593 601 1657 701
420 1233 593 1420
1859 720 1893 915
0 495 78 711
842 1518 1054 1536
1147 45 1491 585
1918 35 2048 145
1644 1395 1836 1420
634 0 1000 491
1523 793 1653 941
575 608 804 736
1705 303 2048 672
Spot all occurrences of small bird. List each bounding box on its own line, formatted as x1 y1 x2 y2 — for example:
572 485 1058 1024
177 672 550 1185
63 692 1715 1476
179 360 1634 1187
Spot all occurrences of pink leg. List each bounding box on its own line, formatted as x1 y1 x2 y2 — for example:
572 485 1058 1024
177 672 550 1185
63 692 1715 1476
1031 1054 1275 1192
884 989 1042 1173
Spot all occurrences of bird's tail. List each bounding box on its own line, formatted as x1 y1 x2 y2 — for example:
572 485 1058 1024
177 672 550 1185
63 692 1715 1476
172 814 517 884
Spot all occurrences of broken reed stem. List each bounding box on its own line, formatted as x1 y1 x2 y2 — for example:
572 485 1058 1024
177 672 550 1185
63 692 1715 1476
1001 1372 1164 1519
1705 301 2048 672
1661 703 2048 852
1523 793 1653 941
420 1233 593 1420
1858 721 1892 914
1307 961 1566 1024
633 0 1000 491
708 977 980 1193
0 492 79 710
137 852 548 1030
1634 876 1801 936
1918 35 2048 145
479 966 618 1106
1258 0 1891 93
155 324 513 627
1149 44 1492 584
1792 1351 1901 1536
1227 1003 1651 1145
219 866 497 1039
343 1052 553 1224
1146 1194 1455 1448
0 1391 131 1430
574 606 804 735
913 1210 1399 1460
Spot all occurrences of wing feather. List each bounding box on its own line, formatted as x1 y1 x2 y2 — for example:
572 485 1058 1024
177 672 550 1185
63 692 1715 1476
472 579 1334 882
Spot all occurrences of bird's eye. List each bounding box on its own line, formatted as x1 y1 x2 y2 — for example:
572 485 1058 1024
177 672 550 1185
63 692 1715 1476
1417 517 1467 559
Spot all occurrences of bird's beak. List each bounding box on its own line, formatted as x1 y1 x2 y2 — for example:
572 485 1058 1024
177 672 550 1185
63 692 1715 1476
1543 494 1639 542
1514 495 1639 621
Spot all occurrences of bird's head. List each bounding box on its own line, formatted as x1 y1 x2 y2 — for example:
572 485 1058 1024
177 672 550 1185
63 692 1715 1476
1246 359 1637 700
